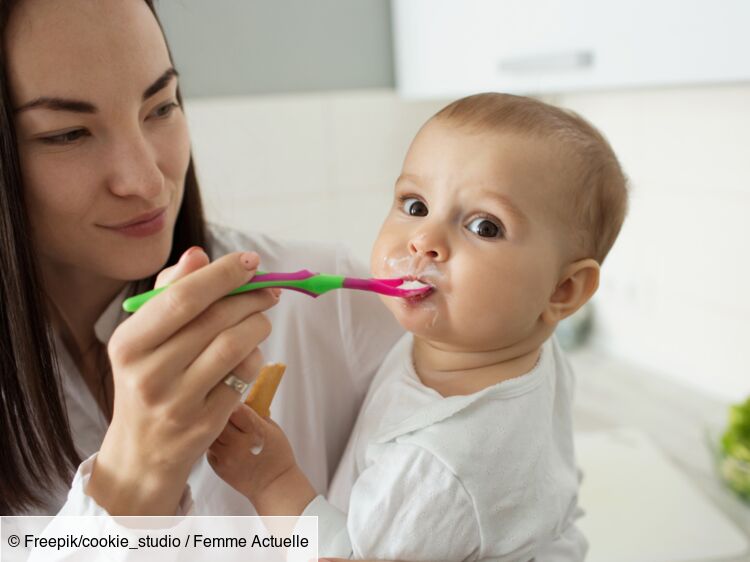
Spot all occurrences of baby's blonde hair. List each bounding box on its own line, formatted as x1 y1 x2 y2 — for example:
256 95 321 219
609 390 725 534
434 93 628 264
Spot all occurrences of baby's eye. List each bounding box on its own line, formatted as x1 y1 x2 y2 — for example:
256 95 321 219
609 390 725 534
466 217 503 238
401 197 428 217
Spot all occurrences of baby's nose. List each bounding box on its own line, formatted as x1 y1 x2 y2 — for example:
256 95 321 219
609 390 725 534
408 232 447 261
409 241 439 259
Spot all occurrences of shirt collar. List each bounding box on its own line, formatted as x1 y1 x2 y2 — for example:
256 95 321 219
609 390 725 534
375 336 550 444
93 284 133 345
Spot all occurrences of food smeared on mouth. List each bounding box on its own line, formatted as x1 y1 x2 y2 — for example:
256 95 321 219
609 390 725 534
398 278 434 301
398 279 432 291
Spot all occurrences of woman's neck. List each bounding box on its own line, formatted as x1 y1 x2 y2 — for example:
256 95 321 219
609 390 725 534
40 260 126 357
41 261 125 419
412 335 545 397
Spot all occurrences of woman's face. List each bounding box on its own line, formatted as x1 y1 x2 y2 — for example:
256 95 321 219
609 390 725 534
5 0 190 283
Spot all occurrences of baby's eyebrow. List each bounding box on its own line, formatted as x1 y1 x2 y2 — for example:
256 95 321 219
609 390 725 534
481 190 527 225
395 173 421 186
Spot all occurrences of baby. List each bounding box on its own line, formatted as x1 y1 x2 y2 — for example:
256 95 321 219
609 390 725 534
208 93 628 561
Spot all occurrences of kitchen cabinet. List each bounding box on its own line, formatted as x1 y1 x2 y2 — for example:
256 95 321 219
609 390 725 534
392 0 750 97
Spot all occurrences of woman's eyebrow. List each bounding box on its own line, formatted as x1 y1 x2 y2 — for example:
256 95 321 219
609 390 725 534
142 67 179 101
13 67 179 114
13 97 96 114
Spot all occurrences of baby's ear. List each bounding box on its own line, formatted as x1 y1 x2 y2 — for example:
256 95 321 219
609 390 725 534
541 258 600 326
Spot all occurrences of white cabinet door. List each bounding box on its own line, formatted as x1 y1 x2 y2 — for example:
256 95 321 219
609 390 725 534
393 0 750 98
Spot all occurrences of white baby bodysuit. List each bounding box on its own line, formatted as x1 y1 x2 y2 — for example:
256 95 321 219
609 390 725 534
305 333 588 562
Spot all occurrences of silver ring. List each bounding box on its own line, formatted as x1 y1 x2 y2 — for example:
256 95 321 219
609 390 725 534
222 373 250 395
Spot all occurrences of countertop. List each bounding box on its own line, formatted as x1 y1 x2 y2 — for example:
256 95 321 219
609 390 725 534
568 347 750 561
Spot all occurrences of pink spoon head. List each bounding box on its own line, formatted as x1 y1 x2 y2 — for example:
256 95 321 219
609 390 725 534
343 277 434 298
371 277 406 287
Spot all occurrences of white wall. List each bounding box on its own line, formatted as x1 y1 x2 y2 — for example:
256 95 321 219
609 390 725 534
185 91 446 256
185 84 750 402
557 84 750 402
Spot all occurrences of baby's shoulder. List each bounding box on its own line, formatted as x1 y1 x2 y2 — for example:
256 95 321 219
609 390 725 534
398 396 544 468
392 354 573 484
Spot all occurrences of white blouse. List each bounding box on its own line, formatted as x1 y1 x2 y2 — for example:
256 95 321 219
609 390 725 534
25 223 402 516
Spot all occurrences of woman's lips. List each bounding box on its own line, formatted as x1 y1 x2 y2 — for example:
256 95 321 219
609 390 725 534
103 208 167 238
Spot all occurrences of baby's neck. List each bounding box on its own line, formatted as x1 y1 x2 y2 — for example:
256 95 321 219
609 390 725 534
412 336 543 398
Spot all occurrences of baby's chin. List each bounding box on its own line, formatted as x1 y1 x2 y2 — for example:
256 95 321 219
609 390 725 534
386 297 448 339
395 319 480 350
388 303 518 351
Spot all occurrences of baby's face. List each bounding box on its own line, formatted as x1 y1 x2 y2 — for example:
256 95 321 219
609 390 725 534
372 119 569 350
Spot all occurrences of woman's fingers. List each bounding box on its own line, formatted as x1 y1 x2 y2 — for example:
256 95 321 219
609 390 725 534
154 246 209 288
139 291 275 392
199 312 273 416
100 246 286 516
113 251 261 356
230 347 266 388
187 306 272 391
188 343 266 417
107 245 280 444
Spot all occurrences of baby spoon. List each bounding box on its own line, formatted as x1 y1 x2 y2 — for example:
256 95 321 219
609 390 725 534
122 269 433 313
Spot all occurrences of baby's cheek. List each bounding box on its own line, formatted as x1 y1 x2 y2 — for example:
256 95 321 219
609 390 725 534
370 222 393 271
455 278 529 339
369 243 387 277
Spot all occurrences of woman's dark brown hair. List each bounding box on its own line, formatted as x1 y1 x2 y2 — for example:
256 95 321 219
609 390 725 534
0 0 206 513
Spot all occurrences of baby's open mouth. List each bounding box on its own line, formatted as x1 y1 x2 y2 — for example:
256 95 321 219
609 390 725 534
398 277 435 300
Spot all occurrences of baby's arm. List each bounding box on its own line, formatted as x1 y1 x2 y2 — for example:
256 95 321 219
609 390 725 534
207 404 316 516
210 417 485 560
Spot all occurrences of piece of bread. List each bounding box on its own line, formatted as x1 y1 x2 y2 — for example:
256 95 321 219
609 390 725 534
244 363 286 417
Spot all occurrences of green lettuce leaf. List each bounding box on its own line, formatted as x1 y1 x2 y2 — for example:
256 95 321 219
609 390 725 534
720 397 750 498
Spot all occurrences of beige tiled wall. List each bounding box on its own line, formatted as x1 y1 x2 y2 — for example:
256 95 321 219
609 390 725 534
185 91 445 255
184 85 750 401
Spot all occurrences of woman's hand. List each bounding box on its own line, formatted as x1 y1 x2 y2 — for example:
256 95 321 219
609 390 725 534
208 404 316 517
87 247 280 515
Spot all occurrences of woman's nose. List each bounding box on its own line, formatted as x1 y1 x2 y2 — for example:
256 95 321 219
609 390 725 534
408 229 449 261
107 134 164 199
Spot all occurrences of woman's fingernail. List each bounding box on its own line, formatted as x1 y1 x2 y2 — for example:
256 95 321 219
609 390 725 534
180 246 201 263
240 252 259 270
270 288 282 298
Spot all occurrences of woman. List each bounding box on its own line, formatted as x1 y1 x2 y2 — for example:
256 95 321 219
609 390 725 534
0 0 401 536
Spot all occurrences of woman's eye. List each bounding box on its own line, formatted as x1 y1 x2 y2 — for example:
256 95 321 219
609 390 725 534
467 217 503 238
40 129 89 145
401 197 428 217
150 101 179 119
